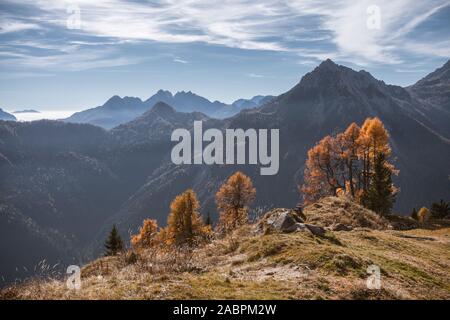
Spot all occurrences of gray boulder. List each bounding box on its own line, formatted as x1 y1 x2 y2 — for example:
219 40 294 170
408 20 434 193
257 209 326 237
257 209 305 234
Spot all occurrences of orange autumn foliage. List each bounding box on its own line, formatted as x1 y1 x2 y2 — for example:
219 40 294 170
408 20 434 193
358 117 392 191
302 117 396 205
131 219 159 249
216 171 256 233
164 189 211 248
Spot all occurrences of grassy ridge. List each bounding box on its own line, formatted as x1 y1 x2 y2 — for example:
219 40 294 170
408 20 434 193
2 222 449 300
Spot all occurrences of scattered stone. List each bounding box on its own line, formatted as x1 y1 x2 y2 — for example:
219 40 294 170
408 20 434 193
257 209 307 234
294 203 307 221
330 223 353 232
304 224 326 237
256 208 326 236
395 234 436 241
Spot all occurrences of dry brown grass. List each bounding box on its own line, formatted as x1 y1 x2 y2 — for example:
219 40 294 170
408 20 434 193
304 196 392 230
2 200 449 300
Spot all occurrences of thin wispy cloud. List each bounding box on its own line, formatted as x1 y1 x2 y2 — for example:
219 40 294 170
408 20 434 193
0 19 42 34
246 73 265 78
173 58 189 64
0 0 448 71
0 0 449 110
0 42 142 71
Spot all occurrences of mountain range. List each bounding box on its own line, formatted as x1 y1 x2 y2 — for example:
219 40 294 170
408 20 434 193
0 108 16 121
13 110 40 114
64 90 274 129
0 59 449 285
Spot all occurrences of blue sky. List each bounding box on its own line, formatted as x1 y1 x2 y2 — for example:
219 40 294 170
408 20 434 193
0 0 449 111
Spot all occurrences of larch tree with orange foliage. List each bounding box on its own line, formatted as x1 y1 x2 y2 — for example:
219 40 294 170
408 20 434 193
165 189 211 248
302 117 397 213
336 122 361 197
358 117 391 192
302 135 344 203
131 219 159 249
216 171 256 233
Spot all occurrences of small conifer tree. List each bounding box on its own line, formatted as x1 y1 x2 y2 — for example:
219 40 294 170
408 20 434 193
430 199 450 219
104 224 124 256
363 153 395 215
205 212 212 226
411 208 418 220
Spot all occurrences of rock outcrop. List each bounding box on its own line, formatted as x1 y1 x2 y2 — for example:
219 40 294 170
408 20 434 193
256 208 326 236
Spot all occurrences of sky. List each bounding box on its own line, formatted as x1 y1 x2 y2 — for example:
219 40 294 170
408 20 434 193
0 0 449 113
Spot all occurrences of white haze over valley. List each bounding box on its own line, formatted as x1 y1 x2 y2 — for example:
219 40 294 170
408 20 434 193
8 110 76 122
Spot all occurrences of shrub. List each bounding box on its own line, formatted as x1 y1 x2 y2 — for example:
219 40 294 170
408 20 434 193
430 200 450 219
417 207 430 224
131 219 159 249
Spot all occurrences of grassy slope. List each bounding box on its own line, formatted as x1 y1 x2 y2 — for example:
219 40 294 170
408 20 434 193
2 222 449 300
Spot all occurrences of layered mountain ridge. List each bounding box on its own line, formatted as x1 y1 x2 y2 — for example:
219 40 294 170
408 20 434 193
64 90 274 128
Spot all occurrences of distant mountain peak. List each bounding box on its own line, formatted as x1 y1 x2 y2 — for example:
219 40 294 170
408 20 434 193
317 58 338 70
150 101 176 114
13 109 40 114
296 59 376 91
105 95 122 104
123 96 142 101
305 60 348 81
155 89 173 97
174 90 198 97
103 95 143 108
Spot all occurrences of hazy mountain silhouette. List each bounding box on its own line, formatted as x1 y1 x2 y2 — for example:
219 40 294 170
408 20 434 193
65 90 273 128
0 108 16 121
13 109 40 114
232 95 275 109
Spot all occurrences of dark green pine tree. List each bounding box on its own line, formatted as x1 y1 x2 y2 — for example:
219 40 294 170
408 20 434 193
104 224 124 256
205 212 212 226
364 153 396 215
411 208 418 220
430 199 450 219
